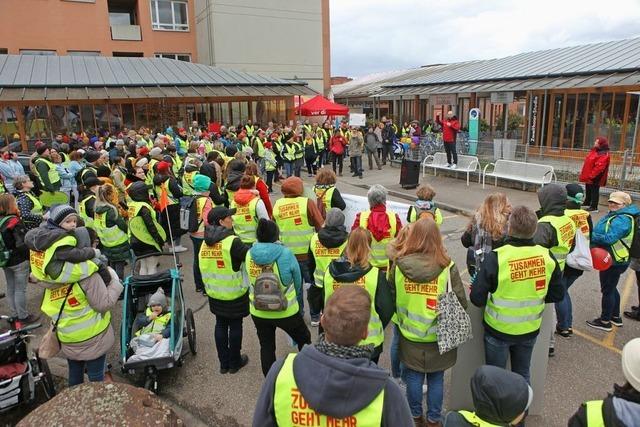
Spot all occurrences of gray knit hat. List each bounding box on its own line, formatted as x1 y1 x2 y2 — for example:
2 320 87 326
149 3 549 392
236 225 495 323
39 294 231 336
148 287 167 309
324 208 345 228
48 204 78 227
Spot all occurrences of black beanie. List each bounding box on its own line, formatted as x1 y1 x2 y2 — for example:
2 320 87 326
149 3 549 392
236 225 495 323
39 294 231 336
96 165 111 178
256 219 279 243
48 204 78 226
36 144 50 155
566 183 585 204
84 150 101 163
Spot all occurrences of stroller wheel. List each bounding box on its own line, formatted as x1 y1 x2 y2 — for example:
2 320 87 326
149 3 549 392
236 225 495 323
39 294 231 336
186 308 197 355
34 351 56 399
144 375 158 394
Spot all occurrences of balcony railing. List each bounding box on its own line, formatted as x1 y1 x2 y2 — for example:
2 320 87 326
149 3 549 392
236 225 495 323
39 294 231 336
111 25 141 41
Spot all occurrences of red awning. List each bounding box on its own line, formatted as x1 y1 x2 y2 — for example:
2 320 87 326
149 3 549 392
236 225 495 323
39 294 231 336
296 95 349 116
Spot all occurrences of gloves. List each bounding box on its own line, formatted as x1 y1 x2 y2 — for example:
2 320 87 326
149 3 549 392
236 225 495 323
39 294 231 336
93 248 102 258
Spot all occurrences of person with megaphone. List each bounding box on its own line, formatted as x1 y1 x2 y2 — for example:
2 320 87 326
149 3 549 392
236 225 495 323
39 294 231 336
587 191 640 332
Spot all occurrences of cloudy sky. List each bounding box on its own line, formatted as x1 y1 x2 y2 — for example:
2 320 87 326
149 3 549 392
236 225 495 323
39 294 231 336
330 0 640 77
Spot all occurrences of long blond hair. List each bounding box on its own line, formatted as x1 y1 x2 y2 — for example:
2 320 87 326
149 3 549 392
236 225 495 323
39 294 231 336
345 228 372 269
396 217 450 268
388 223 412 264
476 192 510 240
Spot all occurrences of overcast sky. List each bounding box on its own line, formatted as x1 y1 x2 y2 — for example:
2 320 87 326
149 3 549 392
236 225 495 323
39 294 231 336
330 0 640 77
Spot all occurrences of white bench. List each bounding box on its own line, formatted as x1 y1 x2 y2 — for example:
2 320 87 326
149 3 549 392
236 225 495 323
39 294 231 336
422 152 480 186
482 160 556 189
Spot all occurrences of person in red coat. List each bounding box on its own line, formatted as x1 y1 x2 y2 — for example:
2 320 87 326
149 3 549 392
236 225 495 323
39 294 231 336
329 132 347 176
579 136 611 212
436 111 461 168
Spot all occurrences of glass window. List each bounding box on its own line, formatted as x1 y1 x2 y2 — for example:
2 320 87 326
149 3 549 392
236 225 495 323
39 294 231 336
154 53 191 62
67 105 81 133
563 94 576 149
94 104 109 131
151 0 189 31
81 104 95 134
135 104 148 128
625 95 639 152
598 92 613 144
220 103 230 125
573 94 588 149
550 94 563 149
50 105 67 134
585 93 600 147
68 51 100 56
122 104 134 130
609 93 625 151
109 12 133 26
19 49 56 55
108 104 122 132
147 102 161 130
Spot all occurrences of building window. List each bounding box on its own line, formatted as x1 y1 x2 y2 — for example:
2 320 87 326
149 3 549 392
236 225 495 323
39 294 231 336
0 48 7 54
68 50 101 56
19 49 56 55
150 0 188 31
154 53 191 62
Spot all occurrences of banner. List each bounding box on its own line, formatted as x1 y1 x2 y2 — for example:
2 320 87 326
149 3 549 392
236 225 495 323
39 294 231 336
348 113 366 127
341 194 410 228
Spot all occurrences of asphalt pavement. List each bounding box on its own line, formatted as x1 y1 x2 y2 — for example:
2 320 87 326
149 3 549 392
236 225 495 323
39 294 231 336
2 165 639 427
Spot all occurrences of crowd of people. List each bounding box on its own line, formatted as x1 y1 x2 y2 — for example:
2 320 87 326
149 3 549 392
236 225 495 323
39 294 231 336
0 118 638 426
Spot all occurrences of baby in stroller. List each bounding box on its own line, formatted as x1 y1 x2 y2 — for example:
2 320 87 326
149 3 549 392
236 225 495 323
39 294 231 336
128 288 171 360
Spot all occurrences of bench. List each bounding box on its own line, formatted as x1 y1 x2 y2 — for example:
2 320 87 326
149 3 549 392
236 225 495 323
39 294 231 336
482 159 556 189
422 152 480 186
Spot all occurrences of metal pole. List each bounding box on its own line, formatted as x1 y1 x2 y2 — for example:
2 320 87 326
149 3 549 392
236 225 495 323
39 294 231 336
630 94 640 174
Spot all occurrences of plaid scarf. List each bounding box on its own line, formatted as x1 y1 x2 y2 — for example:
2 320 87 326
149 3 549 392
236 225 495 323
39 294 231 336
315 334 374 360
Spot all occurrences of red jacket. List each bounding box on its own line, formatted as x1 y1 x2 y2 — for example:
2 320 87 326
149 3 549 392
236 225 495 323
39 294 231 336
351 205 402 241
436 117 460 143
330 135 346 155
579 148 610 186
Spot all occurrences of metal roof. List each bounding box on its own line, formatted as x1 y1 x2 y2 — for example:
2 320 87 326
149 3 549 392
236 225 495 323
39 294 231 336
388 37 640 87
0 55 315 101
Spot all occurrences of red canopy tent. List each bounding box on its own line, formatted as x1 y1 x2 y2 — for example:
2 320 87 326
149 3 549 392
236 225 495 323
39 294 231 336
296 95 349 116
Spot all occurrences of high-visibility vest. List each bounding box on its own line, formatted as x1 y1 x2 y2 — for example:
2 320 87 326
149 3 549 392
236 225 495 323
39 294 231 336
79 167 97 187
78 194 96 230
60 152 70 168
135 308 171 336
273 140 283 156
408 205 443 226
25 192 43 216
231 197 260 244
273 197 314 255
314 186 335 213
245 124 255 137
402 126 410 137
538 215 576 271
583 400 605 427
145 159 158 186
605 214 636 263
359 210 397 269
484 245 555 336
315 133 325 150
254 138 266 158
293 142 304 160
94 210 128 248
182 170 197 196
191 196 211 238
30 235 99 283
565 208 590 240
274 353 384 426
309 233 347 287
171 155 183 177
0 179 5 194
303 124 312 136
395 261 453 343
176 137 188 155
458 411 502 427
34 157 61 188
199 235 247 300
154 181 178 206
40 283 111 344
245 252 299 319
202 140 213 154
283 144 296 162
127 201 166 252
323 266 384 347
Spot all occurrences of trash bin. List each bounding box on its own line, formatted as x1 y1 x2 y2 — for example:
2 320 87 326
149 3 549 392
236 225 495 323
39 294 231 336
493 139 503 160
502 139 517 160
400 159 421 189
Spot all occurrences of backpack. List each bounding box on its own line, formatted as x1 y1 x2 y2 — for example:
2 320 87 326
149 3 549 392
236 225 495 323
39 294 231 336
0 215 16 268
179 196 202 233
620 213 640 259
253 264 287 311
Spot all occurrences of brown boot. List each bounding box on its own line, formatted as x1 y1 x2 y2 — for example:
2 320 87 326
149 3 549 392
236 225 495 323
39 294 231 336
413 415 426 427
426 421 442 427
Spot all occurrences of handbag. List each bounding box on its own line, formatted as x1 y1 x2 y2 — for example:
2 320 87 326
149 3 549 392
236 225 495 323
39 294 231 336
566 230 593 271
38 284 73 359
436 271 473 355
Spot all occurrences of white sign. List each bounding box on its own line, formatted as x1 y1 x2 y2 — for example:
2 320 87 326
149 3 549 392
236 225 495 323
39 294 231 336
341 194 409 229
491 91 514 104
349 113 367 127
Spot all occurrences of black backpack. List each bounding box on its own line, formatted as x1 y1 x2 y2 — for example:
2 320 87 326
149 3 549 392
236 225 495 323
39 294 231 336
0 215 16 268
621 213 640 259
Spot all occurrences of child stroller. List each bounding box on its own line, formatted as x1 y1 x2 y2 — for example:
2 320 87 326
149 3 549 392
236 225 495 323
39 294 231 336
0 304 56 413
120 254 196 394
392 139 405 160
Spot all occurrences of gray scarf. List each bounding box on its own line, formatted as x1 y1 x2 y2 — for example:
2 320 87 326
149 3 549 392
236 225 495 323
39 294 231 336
315 334 374 360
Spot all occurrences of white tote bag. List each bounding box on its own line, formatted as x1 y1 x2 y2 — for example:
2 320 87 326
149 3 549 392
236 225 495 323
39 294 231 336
566 231 593 271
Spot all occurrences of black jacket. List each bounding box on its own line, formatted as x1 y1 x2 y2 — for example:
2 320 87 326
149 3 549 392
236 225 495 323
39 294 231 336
0 215 28 266
470 236 564 342
128 182 165 255
204 225 251 319
568 384 640 427
533 184 568 250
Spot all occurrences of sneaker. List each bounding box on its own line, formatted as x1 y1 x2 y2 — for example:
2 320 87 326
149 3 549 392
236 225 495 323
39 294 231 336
229 354 249 374
568 327 574 336
16 314 40 326
446 163 452 168
220 367 229 374
548 347 555 357
586 318 612 332
310 315 320 327
611 317 623 327
555 327 571 338
172 245 188 253
624 309 640 321
451 164 457 169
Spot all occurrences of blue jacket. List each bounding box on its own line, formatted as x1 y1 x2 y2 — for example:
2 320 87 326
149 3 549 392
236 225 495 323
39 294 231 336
592 204 640 264
0 159 25 192
249 242 302 299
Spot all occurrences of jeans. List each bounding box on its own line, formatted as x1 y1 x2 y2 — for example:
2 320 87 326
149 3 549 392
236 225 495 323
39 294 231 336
444 142 458 165
297 259 312 316
555 269 581 329
284 161 294 178
294 159 303 177
251 313 311 376
2 260 30 319
390 325 402 378
214 315 243 370
584 183 600 210
600 263 628 321
403 368 445 422
366 148 382 170
330 153 344 174
484 333 536 383
67 354 107 387
317 150 327 168
350 155 363 176
191 237 204 292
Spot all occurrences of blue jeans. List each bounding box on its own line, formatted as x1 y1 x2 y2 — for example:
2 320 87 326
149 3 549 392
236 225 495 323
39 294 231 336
484 333 536 384
284 162 294 177
67 354 107 387
403 368 444 422
191 237 204 292
298 259 314 318
555 269 581 329
600 263 628 321
214 315 243 370
390 325 402 378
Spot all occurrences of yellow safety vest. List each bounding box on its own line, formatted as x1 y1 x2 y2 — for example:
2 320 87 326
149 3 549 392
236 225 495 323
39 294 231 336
78 195 96 230
359 210 397 269
538 215 576 271
313 186 335 213
30 235 100 283
323 266 384 347
408 205 443 226
245 124 255 137
309 233 346 287
231 197 260 244
565 208 590 240
200 235 247 300
293 142 304 160
135 307 171 336
395 261 453 343
254 137 266 158
484 245 555 336
182 170 197 196
274 353 384 427
145 159 158 186
154 181 178 206
458 411 502 427
245 252 299 319
273 197 314 255
191 196 211 237
25 192 43 216
172 155 183 177
605 214 636 263
315 134 325 150
283 144 296 162
127 201 166 252
584 400 605 427
34 157 61 187
40 283 111 344
94 210 128 248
